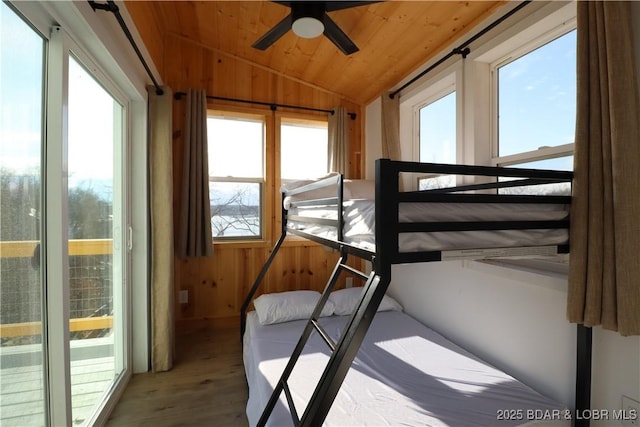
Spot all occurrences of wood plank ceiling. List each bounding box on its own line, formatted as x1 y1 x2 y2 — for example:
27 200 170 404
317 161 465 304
126 1 506 105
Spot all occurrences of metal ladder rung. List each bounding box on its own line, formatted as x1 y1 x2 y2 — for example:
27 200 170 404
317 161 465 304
281 380 301 427
339 263 369 281
310 319 336 352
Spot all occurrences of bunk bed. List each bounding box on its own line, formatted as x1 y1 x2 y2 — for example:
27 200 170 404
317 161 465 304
240 159 591 427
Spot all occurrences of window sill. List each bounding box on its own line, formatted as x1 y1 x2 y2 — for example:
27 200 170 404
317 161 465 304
211 236 326 249
461 257 568 293
212 239 271 249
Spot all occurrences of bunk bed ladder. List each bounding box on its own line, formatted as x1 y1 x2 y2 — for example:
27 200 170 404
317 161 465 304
257 251 390 427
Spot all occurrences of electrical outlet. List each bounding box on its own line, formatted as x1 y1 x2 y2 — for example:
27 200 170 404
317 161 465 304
622 395 639 426
345 277 353 288
179 290 189 304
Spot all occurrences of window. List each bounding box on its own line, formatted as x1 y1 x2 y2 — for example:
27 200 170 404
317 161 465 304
493 29 576 195
487 15 576 268
205 111 328 242
280 117 328 182
398 3 576 273
276 116 329 238
418 89 457 190
207 113 265 239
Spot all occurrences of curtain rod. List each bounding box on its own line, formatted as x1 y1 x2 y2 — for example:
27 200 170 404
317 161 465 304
174 92 357 120
88 0 164 95
389 0 531 99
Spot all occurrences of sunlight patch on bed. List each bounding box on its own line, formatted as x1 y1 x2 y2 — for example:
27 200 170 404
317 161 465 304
373 335 512 395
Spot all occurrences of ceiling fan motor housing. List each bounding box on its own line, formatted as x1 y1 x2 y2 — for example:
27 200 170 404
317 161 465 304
291 2 326 38
253 0 376 54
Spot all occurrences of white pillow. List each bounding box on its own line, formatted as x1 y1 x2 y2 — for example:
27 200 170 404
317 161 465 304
329 287 403 316
253 290 335 325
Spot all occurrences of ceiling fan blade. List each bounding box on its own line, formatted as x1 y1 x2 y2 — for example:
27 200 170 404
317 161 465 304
324 1 381 12
323 13 358 55
252 14 293 50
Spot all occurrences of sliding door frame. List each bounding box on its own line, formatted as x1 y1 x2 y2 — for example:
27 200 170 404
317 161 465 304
5 0 147 424
45 24 73 427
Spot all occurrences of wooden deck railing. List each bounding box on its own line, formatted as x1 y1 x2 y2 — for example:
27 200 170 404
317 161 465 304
0 238 113 257
0 239 114 339
0 317 114 338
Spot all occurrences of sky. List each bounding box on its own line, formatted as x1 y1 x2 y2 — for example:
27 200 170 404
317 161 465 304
1 2 44 175
1 2 118 194
498 29 576 161
67 57 119 185
207 116 328 181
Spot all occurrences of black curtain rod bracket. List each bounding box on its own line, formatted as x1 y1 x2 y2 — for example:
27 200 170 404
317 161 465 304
88 0 116 13
452 47 471 58
174 92 356 120
88 0 164 96
389 0 531 99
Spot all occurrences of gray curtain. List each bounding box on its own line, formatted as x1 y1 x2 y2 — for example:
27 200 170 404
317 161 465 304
381 92 402 161
381 92 403 190
177 89 213 258
148 86 174 372
567 1 640 336
328 106 349 177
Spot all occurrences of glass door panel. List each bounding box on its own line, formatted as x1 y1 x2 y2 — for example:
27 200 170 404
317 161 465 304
67 55 124 425
0 3 47 425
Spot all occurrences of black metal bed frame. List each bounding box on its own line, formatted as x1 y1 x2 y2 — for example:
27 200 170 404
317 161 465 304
240 158 591 427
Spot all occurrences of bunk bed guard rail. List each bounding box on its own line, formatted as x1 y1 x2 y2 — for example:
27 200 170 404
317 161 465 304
374 158 572 274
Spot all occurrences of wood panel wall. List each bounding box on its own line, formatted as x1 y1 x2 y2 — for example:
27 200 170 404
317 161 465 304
161 34 365 330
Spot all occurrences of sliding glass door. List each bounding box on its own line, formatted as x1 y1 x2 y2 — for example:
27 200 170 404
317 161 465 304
1 3 130 425
67 55 126 425
0 3 47 425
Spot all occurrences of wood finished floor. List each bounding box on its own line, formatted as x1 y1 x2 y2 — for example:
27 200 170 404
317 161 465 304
106 326 249 427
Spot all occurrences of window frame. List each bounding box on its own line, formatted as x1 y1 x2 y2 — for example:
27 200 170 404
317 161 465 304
400 68 461 191
483 9 576 271
204 106 330 247
206 107 269 242
396 2 577 276
489 20 577 169
274 111 330 241
2 1 148 424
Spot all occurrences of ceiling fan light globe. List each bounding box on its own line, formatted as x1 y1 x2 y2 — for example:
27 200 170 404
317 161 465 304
292 17 324 38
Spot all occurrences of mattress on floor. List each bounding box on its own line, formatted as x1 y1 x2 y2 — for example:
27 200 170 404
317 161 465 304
243 310 570 427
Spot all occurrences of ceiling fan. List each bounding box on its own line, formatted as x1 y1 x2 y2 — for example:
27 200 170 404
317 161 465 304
252 1 378 55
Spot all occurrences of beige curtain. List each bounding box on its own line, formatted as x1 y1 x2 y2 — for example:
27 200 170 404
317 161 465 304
177 89 213 258
328 106 349 177
148 86 174 371
381 92 401 160
567 1 640 336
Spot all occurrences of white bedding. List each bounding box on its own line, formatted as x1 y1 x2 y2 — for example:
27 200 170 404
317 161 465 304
243 310 570 427
283 179 570 254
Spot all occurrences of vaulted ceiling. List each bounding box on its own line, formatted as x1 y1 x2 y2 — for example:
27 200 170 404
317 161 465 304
125 1 506 105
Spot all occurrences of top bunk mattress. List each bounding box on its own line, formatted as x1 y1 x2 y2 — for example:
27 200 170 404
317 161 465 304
283 179 570 255
243 310 570 427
